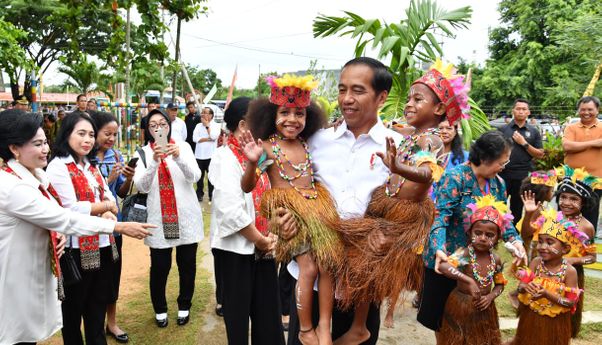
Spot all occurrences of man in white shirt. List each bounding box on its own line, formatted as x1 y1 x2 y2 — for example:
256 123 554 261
282 57 401 345
167 102 187 142
192 107 221 202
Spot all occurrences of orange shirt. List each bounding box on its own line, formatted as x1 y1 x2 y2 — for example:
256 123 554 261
564 120 602 177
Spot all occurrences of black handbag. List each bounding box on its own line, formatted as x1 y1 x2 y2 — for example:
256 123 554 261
122 148 148 223
60 247 82 286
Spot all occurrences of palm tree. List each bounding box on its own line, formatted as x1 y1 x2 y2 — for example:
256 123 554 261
58 55 100 94
313 0 491 143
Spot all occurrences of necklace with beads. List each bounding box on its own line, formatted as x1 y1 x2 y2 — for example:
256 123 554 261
567 214 583 226
537 258 567 281
468 244 496 288
269 134 317 199
384 128 439 197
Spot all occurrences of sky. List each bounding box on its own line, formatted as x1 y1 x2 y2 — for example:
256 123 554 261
39 0 501 90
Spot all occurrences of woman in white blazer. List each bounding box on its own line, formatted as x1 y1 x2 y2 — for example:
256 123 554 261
133 109 203 328
0 110 152 345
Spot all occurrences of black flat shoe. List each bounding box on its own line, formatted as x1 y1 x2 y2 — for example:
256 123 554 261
106 327 129 343
155 318 168 328
177 315 190 326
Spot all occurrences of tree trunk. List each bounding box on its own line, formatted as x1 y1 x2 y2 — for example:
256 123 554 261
171 16 182 102
583 63 602 97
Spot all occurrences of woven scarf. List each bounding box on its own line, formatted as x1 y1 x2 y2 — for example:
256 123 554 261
65 162 119 270
227 135 271 235
149 141 180 239
1 165 65 300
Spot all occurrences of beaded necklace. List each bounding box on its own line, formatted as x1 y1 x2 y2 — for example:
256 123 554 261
468 244 496 288
384 128 439 197
537 258 567 281
567 214 583 227
269 134 317 199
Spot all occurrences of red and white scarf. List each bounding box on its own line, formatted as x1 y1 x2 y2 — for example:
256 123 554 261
227 135 271 235
150 141 180 239
65 162 119 270
1 164 65 300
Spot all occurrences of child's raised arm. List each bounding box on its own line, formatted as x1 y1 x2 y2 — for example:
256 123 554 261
239 130 263 193
519 190 542 239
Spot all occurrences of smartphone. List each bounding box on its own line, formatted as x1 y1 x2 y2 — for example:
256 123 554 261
155 127 168 149
127 157 139 168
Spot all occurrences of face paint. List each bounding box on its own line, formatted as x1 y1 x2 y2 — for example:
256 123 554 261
549 246 560 255
447 266 463 278
276 118 285 126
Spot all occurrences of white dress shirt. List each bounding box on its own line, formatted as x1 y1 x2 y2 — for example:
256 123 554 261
208 146 257 255
46 156 116 248
288 119 402 281
0 160 115 344
171 117 188 142
133 141 204 249
192 120 221 160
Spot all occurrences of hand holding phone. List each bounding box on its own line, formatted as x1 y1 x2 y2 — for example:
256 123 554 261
127 157 139 168
155 127 169 150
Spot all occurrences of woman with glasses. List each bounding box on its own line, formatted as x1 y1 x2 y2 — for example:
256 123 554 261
90 111 134 343
132 109 203 328
417 131 527 341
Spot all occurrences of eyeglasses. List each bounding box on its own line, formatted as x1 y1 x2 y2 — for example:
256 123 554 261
499 159 510 168
149 123 169 130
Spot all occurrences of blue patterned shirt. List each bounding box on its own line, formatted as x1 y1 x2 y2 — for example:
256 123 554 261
97 148 126 221
424 163 522 269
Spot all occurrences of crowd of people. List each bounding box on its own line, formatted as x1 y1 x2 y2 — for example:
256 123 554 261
1 55 602 345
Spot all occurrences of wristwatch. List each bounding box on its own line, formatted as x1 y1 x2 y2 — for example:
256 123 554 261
522 142 530 149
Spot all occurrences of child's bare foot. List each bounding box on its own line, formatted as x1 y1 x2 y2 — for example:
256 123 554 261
383 313 394 328
316 322 332 345
333 328 370 345
299 328 319 345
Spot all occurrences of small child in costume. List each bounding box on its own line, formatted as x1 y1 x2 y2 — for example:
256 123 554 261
508 209 582 345
553 165 599 337
334 60 470 344
508 170 557 309
240 74 342 345
436 195 511 345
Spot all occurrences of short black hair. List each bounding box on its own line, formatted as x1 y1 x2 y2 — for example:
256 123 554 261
186 101 195 107
519 173 554 204
144 109 172 143
245 98 326 140
52 112 98 164
468 130 512 166
76 94 87 102
0 110 43 161
203 107 214 116
513 98 530 107
90 111 118 131
224 97 251 132
343 57 393 94
577 96 600 109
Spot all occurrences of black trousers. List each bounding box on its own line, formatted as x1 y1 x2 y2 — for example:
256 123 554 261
211 248 223 305
583 189 602 234
278 262 294 316
196 158 213 201
109 235 123 303
149 243 198 314
287 278 381 345
61 246 115 345
215 249 285 345
501 175 525 224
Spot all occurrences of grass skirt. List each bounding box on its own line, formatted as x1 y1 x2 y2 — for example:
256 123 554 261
439 289 501 345
571 264 584 338
510 304 571 345
336 188 434 310
260 183 343 273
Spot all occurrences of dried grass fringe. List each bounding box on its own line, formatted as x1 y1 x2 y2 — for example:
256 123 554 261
509 304 571 345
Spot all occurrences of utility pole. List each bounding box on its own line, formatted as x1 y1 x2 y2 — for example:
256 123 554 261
257 64 261 97
171 17 182 102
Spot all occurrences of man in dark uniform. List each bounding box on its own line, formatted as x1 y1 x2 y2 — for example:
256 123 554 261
498 98 544 223
184 101 200 151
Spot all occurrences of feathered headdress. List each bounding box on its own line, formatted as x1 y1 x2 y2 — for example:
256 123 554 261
555 165 602 199
530 170 558 187
266 74 318 108
465 194 514 236
533 209 589 248
412 59 471 126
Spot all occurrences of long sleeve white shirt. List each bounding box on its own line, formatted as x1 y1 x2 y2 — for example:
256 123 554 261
46 155 116 248
0 160 115 344
208 146 257 255
192 120 221 160
133 141 204 249
171 117 188 142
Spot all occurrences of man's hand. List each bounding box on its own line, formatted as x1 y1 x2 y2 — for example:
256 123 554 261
512 131 527 146
255 232 277 252
273 207 298 240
